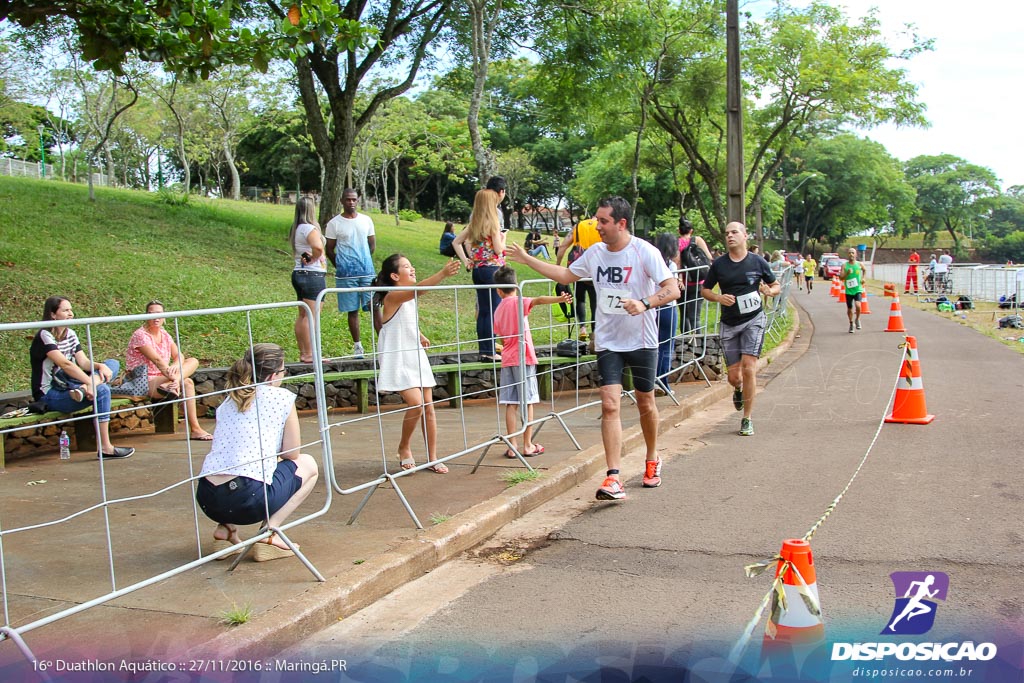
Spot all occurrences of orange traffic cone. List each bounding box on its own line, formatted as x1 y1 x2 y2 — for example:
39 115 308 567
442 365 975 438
884 296 906 332
860 295 872 314
837 287 846 303
830 277 840 298
762 539 824 651
885 336 935 424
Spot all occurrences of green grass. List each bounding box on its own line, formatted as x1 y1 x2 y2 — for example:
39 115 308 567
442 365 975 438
428 512 452 525
218 601 253 626
500 469 542 487
0 176 550 393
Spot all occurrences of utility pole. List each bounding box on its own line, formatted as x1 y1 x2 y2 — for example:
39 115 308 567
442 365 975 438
726 0 744 224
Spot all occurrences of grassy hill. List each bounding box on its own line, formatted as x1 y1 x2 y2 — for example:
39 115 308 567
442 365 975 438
0 177 555 394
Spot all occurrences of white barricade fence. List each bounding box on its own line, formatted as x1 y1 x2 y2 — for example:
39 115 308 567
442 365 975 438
0 302 333 668
1 268 728 665
871 263 1023 303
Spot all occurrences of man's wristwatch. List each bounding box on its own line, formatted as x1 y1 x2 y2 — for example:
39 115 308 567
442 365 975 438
641 297 652 310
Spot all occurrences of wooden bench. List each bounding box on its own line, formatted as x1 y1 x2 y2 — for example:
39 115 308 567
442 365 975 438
281 354 600 413
0 396 178 468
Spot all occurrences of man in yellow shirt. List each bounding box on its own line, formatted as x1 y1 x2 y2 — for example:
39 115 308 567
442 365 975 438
803 254 817 293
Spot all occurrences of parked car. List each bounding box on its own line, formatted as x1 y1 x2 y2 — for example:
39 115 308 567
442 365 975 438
819 255 844 280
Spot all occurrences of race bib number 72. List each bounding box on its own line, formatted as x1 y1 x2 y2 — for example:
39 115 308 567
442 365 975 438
599 288 631 315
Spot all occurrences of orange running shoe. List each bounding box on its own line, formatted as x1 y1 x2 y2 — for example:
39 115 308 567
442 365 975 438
642 458 662 488
595 476 625 500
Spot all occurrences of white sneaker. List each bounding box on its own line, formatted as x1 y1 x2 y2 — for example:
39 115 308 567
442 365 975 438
352 342 365 359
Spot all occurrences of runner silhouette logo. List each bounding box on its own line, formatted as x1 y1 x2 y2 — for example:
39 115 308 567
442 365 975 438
883 571 949 635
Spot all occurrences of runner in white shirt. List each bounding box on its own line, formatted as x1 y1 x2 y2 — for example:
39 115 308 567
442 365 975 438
507 196 679 501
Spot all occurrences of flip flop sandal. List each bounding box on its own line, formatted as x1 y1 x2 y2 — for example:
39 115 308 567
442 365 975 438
399 457 416 471
524 444 545 456
156 385 180 399
429 462 449 474
504 449 519 459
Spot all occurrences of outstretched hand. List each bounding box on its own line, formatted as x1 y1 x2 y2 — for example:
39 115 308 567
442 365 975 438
506 242 528 264
440 259 460 278
558 291 573 304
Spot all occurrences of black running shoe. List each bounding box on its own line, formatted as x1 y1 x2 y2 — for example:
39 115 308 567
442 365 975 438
732 386 743 411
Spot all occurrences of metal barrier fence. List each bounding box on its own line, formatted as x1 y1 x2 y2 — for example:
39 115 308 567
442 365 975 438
0 262 796 669
0 302 333 672
309 268 718 529
0 158 109 186
870 263 1024 304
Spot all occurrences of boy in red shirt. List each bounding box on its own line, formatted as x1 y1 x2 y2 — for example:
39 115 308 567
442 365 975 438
492 267 572 458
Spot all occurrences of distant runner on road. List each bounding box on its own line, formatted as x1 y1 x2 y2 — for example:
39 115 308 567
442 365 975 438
841 248 865 334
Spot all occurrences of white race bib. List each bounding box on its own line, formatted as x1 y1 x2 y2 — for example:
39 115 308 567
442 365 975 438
845 277 859 290
736 290 762 314
599 288 631 315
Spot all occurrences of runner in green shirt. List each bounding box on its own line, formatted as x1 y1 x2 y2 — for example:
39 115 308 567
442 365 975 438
841 247 865 333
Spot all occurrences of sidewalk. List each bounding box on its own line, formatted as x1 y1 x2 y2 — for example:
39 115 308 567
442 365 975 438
0 333 796 673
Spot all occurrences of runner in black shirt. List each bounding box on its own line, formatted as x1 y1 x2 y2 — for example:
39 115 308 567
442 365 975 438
701 222 779 436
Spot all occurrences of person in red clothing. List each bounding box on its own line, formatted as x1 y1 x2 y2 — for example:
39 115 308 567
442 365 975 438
905 249 920 294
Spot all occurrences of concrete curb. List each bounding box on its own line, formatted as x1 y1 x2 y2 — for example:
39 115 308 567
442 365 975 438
202 312 800 659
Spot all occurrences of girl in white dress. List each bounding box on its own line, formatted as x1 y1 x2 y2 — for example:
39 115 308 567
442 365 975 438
374 254 460 473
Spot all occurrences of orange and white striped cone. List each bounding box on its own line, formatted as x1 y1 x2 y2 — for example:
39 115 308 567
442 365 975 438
830 278 840 298
884 296 906 332
885 336 934 424
860 295 872 314
837 287 846 303
762 539 825 653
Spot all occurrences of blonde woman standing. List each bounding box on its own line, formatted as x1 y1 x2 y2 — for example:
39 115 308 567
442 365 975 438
453 189 506 361
289 196 326 363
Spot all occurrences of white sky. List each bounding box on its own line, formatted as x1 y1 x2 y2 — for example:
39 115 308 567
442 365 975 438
751 0 1024 190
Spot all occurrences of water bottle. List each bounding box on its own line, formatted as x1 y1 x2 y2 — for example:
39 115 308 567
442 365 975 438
59 429 71 460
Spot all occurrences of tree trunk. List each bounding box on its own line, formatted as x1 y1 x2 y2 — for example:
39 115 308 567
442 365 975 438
223 136 241 200
466 0 501 181
393 158 400 226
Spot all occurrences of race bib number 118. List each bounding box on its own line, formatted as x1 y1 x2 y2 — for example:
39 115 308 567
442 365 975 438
735 290 761 314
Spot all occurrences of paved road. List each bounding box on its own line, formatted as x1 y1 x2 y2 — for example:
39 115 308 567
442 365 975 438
294 290 1024 681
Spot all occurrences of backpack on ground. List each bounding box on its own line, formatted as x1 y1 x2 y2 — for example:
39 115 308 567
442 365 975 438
555 339 588 357
955 295 974 311
998 314 1023 329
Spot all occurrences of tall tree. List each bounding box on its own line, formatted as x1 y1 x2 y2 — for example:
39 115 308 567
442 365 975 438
904 154 1000 250
650 0 929 238
783 134 915 252
290 0 454 224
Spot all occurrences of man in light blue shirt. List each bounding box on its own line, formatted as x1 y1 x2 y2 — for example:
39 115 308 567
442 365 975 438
325 188 376 358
